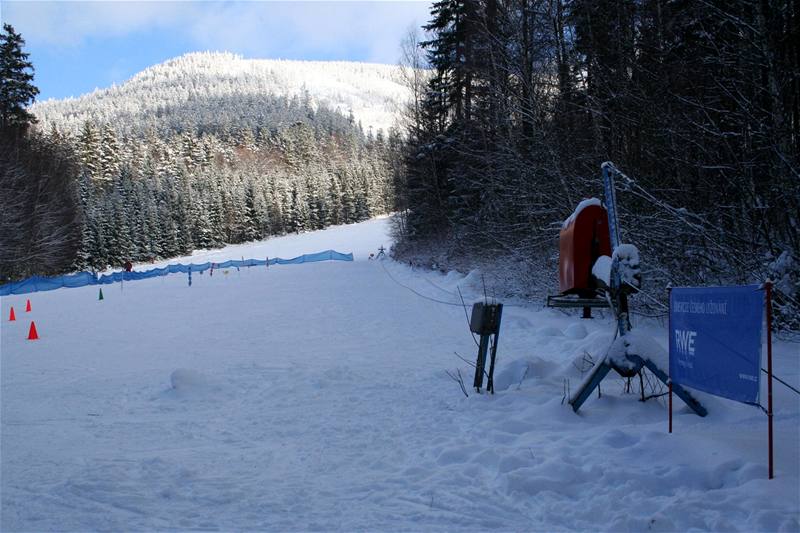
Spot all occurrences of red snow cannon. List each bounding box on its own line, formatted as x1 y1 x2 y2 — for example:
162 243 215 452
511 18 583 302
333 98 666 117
558 201 611 295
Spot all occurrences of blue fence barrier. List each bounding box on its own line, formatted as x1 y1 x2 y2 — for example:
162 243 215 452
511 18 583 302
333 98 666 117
0 250 354 296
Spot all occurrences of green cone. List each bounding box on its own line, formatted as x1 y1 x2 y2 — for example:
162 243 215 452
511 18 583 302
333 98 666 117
98 288 104 301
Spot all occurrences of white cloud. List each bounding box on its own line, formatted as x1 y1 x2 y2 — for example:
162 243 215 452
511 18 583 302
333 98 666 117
1 1 191 46
1 1 432 64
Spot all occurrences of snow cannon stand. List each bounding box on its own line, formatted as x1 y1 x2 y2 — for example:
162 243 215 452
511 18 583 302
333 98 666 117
470 300 503 394
555 163 706 417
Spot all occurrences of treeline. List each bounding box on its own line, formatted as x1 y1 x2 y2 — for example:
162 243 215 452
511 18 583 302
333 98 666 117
69 120 400 271
398 0 799 328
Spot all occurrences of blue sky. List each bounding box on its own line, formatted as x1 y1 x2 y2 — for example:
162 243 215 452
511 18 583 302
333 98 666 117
0 1 432 102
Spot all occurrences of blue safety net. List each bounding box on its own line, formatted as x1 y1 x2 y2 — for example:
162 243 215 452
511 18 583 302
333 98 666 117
0 250 353 296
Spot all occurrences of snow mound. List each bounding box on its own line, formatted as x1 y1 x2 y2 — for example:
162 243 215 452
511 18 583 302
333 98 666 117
458 270 484 292
168 369 220 397
441 270 466 286
492 359 533 391
492 357 563 391
538 326 563 337
564 323 589 340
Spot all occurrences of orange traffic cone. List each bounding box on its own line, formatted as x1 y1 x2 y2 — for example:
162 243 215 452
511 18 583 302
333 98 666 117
9 307 16 321
27 321 39 340
25 299 31 312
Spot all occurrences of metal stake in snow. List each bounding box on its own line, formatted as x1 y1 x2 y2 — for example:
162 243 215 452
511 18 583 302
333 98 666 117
766 281 774 479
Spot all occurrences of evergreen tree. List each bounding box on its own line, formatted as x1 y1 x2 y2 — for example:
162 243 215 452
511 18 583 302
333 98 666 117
327 174 342 226
78 122 102 180
421 0 480 125
341 177 357 224
241 183 261 241
72 173 94 270
355 175 371 222
0 24 38 133
287 182 310 233
192 199 216 249
99 124 121 181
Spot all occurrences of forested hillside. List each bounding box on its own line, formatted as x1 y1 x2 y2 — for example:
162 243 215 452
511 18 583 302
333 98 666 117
396 0 799 328
32 52 407 136
1 50 405 279
65 112 402 272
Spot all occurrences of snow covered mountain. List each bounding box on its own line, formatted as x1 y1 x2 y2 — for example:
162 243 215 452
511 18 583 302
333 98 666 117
31 52 409 135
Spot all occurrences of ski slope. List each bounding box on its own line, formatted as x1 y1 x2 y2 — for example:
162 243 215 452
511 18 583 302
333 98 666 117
2 218 798 531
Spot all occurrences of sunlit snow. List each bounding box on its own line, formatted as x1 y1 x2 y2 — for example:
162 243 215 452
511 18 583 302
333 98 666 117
2 218 798 531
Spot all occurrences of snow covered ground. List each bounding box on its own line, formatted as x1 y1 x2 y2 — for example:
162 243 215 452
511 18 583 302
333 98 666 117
2 218 798 531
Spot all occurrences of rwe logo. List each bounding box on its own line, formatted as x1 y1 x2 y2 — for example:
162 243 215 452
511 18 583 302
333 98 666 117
675 329 697 356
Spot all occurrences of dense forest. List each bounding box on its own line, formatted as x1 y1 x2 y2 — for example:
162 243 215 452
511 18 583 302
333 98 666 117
396 0 799 328
65 114 401 272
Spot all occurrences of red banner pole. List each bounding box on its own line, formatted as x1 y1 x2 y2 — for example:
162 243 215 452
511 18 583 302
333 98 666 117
667 286 673 434
669 382 673 433
766 281 774 479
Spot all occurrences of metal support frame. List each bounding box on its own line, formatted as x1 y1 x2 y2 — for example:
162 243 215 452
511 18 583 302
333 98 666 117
569 353 707 417
546 295 610 309
568 163 706 418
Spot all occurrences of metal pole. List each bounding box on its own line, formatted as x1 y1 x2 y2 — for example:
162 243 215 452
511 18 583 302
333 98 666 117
473 334 490 392
486 304 503 394
669 382 673 434
601 163 621 249
766 281 774 479
668 286 672 434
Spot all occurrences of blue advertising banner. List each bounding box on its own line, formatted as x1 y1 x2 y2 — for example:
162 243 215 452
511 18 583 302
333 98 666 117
669 285 764 404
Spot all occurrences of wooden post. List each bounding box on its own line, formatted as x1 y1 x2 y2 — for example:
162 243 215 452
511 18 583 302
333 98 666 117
766 281 774 479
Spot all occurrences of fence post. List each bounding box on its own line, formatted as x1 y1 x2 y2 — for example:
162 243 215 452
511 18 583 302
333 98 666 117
667 285 673 434
766 281 774 479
